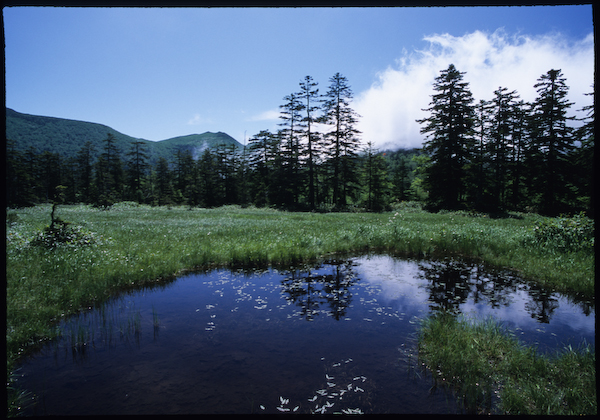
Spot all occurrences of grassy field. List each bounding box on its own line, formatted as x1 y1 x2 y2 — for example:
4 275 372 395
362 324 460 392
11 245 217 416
5 202 595 414
417 312 596 415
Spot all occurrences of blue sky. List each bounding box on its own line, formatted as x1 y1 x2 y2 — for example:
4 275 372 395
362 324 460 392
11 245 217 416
4 5 594 149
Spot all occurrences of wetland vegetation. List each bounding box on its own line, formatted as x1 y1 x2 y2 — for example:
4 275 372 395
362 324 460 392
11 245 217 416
5 202 595 415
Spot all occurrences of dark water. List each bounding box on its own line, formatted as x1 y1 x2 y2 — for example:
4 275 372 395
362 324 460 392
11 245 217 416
15 255 595 415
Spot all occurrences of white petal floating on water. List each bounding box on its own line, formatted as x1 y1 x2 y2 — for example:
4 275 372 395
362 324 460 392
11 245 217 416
276 407 290 412
308 396 317 402
325 374 334 380
342 408 363 414
293 406 299 412
259 405 265 410
327 382 336 387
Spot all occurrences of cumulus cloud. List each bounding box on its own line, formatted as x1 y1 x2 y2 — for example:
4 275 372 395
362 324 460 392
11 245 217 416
354 30 594 150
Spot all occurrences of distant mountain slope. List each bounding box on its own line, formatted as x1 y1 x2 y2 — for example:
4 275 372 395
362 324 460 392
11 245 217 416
5 108 242 164
155 132 241 160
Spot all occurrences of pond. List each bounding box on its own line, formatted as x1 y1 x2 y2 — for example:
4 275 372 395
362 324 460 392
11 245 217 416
15 255 595 415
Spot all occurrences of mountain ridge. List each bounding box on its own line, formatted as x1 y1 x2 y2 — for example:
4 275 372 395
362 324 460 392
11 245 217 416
5 108 242 164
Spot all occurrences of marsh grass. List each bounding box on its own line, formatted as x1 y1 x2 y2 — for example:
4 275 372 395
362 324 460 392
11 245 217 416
5 204 594 415
417 312 596 415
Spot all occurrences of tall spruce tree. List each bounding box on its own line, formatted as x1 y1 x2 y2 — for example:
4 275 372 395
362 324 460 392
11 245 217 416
126 140 150 203
278 93 304 208
198 149 218 208
321 73 362 208
247 130 277 206
417 64 475 210
94 133 124 205
470 99 493 210
506 99 528 210
173 149 195 204
154 157 174 205
362 142 390 212
298 75 321 210
489 87 521 210
527 69 575 215
75 141 96 203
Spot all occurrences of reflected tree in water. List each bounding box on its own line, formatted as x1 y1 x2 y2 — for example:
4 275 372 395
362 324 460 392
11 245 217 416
419 260 520 314
418 260 472 313
280 260 357 321
322 260 357 320
524 285 559 323
281 269 325 320
470 265 518 309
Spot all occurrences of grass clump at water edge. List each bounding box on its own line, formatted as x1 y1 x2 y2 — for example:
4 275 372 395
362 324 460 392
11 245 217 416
416 312 596 415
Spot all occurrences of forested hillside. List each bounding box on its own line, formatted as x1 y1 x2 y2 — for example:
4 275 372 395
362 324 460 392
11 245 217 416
5 68 594 216
5 108 241 164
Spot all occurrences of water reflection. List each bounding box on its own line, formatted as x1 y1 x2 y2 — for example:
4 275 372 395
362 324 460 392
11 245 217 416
281 260 357 321
15 255 594 415
417 259 562 323
524 285 560 324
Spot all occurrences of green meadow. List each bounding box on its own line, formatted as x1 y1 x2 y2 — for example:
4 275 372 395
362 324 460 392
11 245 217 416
5 202 595 414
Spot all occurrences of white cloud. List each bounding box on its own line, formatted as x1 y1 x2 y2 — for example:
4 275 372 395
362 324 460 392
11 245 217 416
354 30 594 150
247 109 281 122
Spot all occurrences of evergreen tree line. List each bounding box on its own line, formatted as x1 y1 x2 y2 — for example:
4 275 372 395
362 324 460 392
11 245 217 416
417 64 594 216
6 69 594 216
5 73 394 211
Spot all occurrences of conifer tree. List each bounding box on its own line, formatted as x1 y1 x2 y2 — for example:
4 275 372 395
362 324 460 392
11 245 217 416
173 149 195 204
527 69 575 215
489 87 521 210
247 130 277 206
298 75 321 210
321 73 362 208
126 140 150 203
417 64 475 210
198 149 218 208
278 93 304 208
362 142 390 212
506 100 528 210
154 156 174 205
75 141 96 203
470 99 493 210
94 133 124 205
